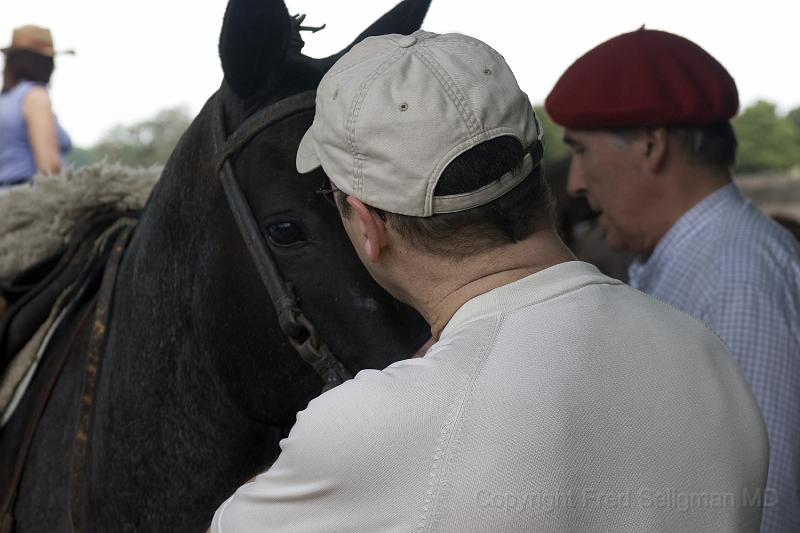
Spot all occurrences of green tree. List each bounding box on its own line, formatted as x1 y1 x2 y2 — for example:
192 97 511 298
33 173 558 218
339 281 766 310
733 100 800 173
68 106 193 168
788 106 800 146
66 146 100 167
534 105 570 168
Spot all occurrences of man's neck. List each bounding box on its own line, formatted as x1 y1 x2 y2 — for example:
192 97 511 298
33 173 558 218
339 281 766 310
399 230 575 339
638 166 732 260
670 166 731 219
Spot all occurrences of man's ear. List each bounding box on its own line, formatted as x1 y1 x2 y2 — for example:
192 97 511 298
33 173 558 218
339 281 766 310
346 197 389 263
642 127 669 174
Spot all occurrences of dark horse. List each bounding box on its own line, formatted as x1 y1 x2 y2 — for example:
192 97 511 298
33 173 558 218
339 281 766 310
0 0 431 530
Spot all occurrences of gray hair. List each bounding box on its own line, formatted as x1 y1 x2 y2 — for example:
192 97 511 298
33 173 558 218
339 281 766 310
609 123 738 171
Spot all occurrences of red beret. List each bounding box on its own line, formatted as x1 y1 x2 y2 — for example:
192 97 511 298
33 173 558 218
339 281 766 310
545 28 738 129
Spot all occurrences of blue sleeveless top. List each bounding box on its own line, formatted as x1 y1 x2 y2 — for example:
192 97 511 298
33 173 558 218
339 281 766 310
0 81 72 185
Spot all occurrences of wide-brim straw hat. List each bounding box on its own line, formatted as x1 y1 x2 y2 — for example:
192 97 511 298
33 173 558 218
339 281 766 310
1 25 75 57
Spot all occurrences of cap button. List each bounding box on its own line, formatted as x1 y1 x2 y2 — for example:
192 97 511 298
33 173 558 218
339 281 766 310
396 35 417 48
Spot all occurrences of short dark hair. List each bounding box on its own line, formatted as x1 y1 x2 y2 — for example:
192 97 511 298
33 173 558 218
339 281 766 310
610 123 737 171
2 49 55 92
338 136 555 259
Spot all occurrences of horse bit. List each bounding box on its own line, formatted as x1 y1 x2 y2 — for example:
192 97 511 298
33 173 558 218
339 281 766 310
212 90 353 391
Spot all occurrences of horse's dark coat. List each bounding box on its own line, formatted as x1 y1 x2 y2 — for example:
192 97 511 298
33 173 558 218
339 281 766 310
5 1 431 530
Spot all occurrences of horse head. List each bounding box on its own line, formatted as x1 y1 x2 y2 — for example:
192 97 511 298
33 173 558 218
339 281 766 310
197 0 432 425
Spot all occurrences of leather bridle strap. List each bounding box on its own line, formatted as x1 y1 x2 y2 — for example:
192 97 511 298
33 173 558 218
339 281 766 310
212 90 352 390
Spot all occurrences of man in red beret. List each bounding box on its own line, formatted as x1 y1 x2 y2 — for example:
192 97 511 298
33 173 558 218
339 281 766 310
546 28 800 533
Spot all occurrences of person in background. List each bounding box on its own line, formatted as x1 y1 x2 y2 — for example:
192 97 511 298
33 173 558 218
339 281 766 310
0 24 72 187
545 27 800 532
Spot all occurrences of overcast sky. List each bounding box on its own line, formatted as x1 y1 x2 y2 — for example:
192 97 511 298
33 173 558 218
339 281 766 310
3 0 799 147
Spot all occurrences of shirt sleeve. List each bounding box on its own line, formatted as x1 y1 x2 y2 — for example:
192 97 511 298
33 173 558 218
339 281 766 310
700 279 800 531
209 362 435 533
209 380 369 532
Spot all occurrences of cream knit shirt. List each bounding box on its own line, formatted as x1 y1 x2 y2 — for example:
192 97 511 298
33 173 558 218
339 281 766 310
212 261 767 532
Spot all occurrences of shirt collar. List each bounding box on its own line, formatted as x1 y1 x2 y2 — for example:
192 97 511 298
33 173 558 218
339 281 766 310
628 183 744 290
442 261 620 337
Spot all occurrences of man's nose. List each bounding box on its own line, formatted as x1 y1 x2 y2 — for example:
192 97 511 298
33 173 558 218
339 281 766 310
566 159 587 197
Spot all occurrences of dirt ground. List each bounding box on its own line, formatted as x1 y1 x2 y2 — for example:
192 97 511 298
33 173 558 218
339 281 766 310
736 170 800 220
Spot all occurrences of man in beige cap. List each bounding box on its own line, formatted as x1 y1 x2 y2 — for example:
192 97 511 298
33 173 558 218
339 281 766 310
210 31 767 532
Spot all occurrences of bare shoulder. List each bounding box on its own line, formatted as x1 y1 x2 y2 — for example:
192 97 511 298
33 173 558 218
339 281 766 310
22 86 53 113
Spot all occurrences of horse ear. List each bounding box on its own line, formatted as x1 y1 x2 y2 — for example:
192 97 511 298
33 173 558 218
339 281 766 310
219 0 292 98
315 0 432 69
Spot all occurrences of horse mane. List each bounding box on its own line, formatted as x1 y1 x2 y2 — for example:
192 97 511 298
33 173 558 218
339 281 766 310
0 163 161 278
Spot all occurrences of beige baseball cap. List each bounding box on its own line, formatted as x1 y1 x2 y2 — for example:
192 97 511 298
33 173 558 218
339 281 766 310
296 30 542 217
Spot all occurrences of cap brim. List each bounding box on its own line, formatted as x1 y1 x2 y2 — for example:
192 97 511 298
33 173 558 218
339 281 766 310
296 127 322 174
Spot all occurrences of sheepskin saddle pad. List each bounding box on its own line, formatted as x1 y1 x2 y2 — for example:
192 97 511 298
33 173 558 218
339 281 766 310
0 163 161 280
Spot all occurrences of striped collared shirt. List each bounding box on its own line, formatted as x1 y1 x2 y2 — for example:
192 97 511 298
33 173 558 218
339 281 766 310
629 183 800 532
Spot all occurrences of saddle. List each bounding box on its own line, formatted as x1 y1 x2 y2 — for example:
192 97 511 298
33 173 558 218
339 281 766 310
0 211 134 367
0 210 138 533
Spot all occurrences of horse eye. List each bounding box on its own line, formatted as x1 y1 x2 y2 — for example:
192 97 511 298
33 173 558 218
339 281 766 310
266 222 306 247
